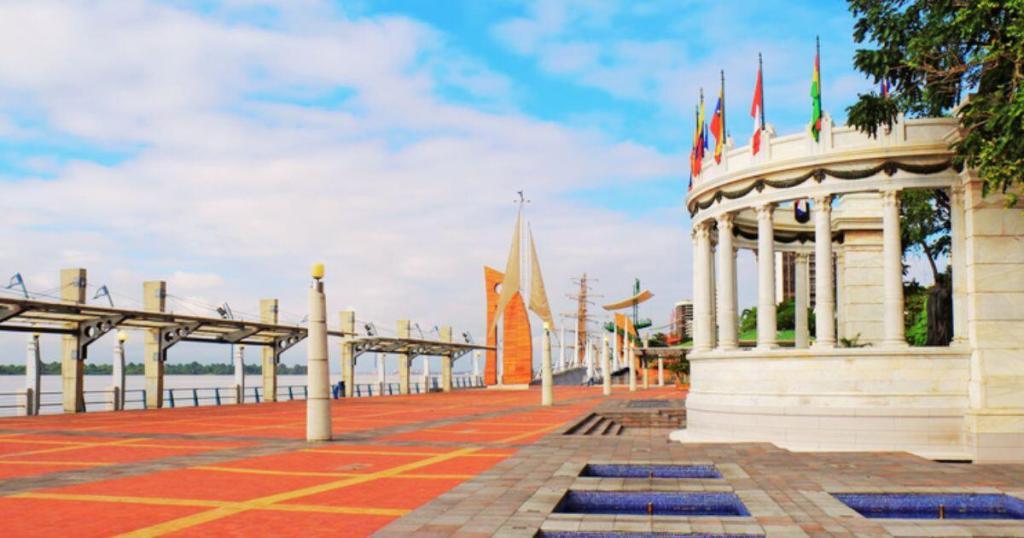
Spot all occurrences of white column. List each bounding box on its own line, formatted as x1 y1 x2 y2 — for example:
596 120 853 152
612 326 619 371
541 323 553 406
949 183 967 344
756 203 778 348
471 350 480 380
627 340 637 392
558 324 566 371
716 213 738 349
641 340 649 389
881 188 906 347
571 323 579 367
692 223 714 351
812 195 836 347
306 264 332 442
24 334 41 416
795 253 810 348
835 249 846 341
601 334 611 396
422 356 430 392
658 358 664 386
585 338 594 380
112 332 126 411
233 344 245 404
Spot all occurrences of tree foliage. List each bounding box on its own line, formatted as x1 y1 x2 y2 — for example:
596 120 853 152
846 1 1024 201
900 188 951 283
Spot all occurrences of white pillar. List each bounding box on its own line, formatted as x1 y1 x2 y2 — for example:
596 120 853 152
627 341 636 392
642 341 649 389
422 356 431 392
541 323 553 406
881 188 906 347
795 253 810 348
471 350 480 380
835 249 846 341
584 338 594 380
233 344 245 404
716 213 738 349
693 223 714 351
756 203 778 348
950 183 967 344
601 334 611 396
112 332 126 411
611 326 619 371
24 334 41 416
571 323 578 367
558 324 566 371
306 264 332 442
658 358 664 386
812 195 835 347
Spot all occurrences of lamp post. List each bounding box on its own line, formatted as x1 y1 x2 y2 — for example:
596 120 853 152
306 263 332 442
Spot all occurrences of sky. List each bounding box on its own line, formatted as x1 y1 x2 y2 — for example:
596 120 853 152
0 0 898 371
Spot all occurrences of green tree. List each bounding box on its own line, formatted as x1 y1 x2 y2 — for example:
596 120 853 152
900 189 951 283
845 1 1024 202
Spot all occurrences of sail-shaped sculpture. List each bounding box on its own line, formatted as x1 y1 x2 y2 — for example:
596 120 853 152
489 211 521 334
527 228 554 329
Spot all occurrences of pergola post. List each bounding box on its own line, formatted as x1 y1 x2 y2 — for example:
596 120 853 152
23 334 41 416
143 280 167 409
112 331 126 411
261 299 279 401
61 268 87 413
340 310 356 397
397 320 411 394
234 344 246 404
440 325 453 392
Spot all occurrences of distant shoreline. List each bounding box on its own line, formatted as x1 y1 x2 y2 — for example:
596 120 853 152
0 362 307 376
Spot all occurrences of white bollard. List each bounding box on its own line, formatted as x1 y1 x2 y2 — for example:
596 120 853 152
601 334 611 396
306 263 332 442
658 358 665 387
24 334 41 416
233 344 246 404
628 340 637 392
112 331 127 411
541 323 553 406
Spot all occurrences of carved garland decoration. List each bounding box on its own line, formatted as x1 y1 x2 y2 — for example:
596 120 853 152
688 159 953 216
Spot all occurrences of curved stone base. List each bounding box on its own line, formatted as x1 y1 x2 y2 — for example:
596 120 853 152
675 347 971 460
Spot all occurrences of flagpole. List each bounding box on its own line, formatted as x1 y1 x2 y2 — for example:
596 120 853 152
816 36 822 116
720 70 726 142
758 53 765 127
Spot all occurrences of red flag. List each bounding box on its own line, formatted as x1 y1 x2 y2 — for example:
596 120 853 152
751 55 765 155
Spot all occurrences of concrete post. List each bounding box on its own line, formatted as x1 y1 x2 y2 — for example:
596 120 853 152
306 264 331 442
112 331 126 411
584 337 594 380
881 189 906 347
143 280 166 409
601 334 611 396
812 195 836 347
23 334 41 416
795 253 810 348
558 324 566 372
440 325 453 392
716 215 738 349
60 268 87 413
422 355 431 392
541 323 553 406
233 344 245 404
261 299 279 402
642 340 649 390
376 353 385 394
571 323 578 368
397 320 411 394
622 340 630 389
472 350 480 382
756 204 778 348
658 358 664 387
339 310 356 397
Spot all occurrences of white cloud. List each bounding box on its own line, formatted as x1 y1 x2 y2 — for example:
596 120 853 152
0 1 688 366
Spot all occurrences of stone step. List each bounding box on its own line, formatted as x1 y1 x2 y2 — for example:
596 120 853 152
565 413 599 435
583 417 607 435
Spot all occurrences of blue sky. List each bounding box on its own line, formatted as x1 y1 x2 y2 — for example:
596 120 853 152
0 0 885 368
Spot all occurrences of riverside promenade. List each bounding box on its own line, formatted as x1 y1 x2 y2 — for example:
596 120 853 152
0 386 675 536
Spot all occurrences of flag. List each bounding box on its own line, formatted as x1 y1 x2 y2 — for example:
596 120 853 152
751 54 765 155
710 73 725 164
880 78 890 98
794 199 810 223
689 104 699 189
809 37 823 141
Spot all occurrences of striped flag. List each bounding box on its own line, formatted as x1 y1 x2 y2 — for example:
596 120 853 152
709 71 726 164
809 36 823 141
751 54 765 155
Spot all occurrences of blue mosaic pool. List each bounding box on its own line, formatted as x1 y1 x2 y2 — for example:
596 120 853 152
553 491 750 517
540 528 765 532
832 493 1024 520
580 464 722 479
